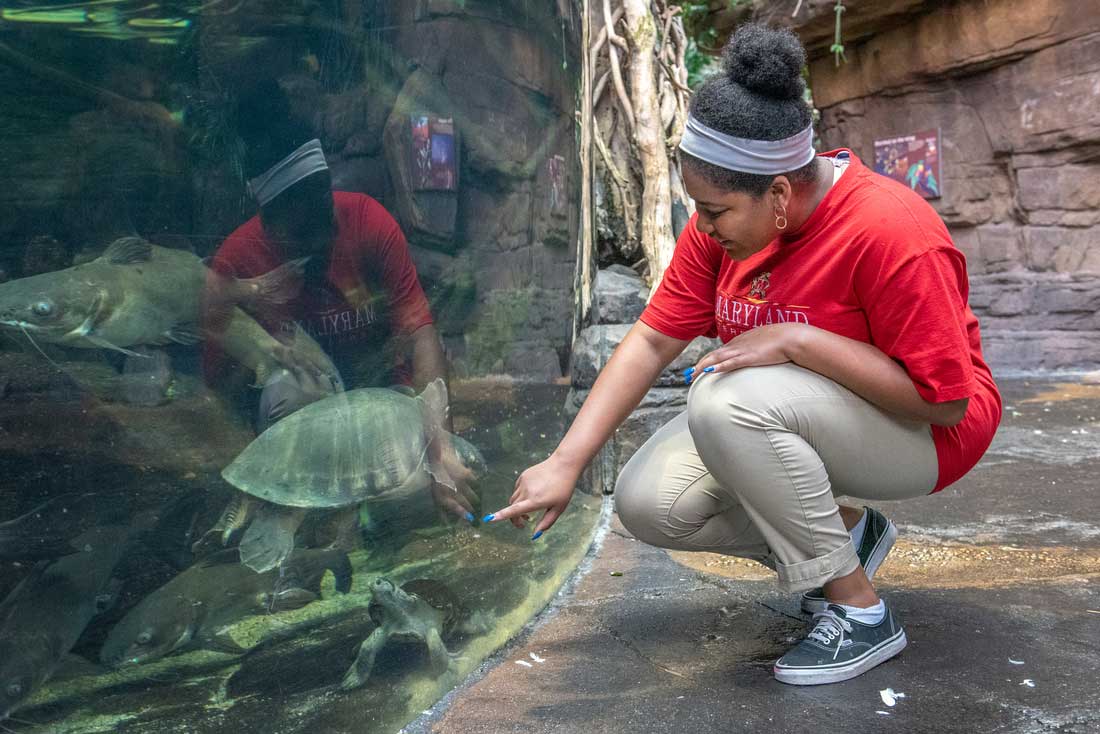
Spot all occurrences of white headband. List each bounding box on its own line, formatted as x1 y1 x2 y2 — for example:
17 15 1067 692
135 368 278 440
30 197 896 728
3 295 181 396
248 138 329 206
679 116 815 175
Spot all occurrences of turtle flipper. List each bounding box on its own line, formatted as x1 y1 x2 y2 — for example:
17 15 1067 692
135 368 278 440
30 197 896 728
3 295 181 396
219 494 256 546
425 627 451 675
191 493 255 555
238 504 306 573
340 628 386 691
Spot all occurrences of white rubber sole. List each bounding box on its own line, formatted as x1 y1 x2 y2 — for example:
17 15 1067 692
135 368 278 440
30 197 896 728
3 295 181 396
800 519 898 615
773 629 908 686
863 520 899 579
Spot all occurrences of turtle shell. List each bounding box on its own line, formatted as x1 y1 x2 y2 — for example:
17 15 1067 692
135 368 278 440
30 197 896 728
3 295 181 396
368 578 463 636
221 388 431 509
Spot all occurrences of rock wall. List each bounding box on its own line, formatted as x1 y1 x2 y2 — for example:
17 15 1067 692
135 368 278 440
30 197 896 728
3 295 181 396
369 2 580 380
712 0 1100 372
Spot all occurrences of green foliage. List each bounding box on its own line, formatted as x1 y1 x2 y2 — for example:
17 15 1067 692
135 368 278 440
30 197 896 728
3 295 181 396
684 37 720 89
830 1 847 67
680 0 850 87
681 0 746 54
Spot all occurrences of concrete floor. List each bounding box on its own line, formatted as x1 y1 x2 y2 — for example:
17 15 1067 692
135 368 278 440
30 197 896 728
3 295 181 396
407 379 1100 734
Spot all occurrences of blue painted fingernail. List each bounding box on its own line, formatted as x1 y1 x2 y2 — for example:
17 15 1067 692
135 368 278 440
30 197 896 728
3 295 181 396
531 531 543 541
703 366 715 373
682 367 695 376
684 376 692 385
482 514 495 523
465 512 475 523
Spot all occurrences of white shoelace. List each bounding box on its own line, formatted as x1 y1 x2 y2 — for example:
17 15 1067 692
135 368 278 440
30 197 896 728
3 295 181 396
807 609 853 660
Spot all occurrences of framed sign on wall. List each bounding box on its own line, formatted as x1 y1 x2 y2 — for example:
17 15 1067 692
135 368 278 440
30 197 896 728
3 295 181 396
409 115 457 191
873 128 942 200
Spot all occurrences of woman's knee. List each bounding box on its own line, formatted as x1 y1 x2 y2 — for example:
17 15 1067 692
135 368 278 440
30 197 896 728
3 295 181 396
686 365 784 436
613 457 655 539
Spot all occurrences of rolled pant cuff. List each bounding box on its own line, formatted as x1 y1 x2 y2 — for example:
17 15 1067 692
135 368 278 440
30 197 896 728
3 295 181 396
774 540 860 593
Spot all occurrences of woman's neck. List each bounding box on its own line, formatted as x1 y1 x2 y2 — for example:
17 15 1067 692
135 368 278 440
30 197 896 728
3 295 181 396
785 157 835 233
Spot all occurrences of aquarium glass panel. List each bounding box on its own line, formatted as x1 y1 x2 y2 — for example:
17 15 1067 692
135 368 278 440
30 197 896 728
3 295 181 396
0 2 596 730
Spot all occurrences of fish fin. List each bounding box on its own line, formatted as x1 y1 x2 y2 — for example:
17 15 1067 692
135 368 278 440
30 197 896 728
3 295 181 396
100 236 153 265
72 289 112 339
265 587 318 612
164 323 202 345
205 632 248 655
236 258 309 310
83 334 148 358
238 506 305 574
0 560 51 626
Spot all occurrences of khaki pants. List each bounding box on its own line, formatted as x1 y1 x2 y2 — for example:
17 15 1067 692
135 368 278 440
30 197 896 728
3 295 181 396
615 364 938 592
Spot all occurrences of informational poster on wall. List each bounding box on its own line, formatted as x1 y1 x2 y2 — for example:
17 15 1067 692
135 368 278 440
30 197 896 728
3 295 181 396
872 128 941 199
409 115 457 191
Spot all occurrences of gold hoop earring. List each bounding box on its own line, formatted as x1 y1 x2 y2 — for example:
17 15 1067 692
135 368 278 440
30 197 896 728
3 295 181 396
774 205 788 231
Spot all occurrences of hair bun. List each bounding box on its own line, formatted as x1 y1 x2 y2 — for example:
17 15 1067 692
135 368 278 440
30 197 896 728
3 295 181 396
721 23 806 100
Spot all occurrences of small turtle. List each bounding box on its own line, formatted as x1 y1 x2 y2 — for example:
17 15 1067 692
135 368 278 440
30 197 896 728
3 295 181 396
217 379 484 573
340 577 469 690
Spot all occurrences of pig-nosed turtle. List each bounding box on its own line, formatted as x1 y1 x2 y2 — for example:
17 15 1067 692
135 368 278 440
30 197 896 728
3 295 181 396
223 379 485 573
340 577 470 690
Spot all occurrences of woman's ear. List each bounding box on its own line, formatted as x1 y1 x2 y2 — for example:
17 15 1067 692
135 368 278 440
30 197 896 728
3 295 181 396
769 176 793 210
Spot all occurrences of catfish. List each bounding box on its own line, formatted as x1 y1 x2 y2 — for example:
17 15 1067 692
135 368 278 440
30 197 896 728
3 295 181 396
0 526 129 721
99 548 351 668
0 236 337 386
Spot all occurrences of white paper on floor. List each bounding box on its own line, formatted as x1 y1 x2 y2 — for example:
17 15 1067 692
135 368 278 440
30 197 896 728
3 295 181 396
1021 679 1035 687
515 660 533 668
1009 658 1025 665
880 688 907 707
529 652 546 663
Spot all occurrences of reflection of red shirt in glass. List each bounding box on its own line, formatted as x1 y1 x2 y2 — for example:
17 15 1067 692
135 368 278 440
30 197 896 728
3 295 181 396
642 151 1001 493
203 191 433 385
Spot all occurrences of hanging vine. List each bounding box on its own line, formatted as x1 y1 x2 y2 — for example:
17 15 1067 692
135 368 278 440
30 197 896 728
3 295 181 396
587 0 693 290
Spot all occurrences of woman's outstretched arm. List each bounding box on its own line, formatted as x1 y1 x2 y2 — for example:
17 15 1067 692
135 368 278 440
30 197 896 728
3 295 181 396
485 321 689 535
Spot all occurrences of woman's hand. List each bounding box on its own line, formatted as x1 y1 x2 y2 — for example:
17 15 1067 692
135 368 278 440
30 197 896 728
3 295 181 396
427 434 478 523
685 323 805 382
483 454 580 539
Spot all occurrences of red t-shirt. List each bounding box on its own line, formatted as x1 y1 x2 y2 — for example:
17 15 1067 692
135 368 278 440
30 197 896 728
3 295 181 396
641 151 1001 492
204 191 433 384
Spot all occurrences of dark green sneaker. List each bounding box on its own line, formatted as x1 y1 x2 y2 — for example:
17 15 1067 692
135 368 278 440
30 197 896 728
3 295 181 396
801 506 897 615
774 602 907 685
